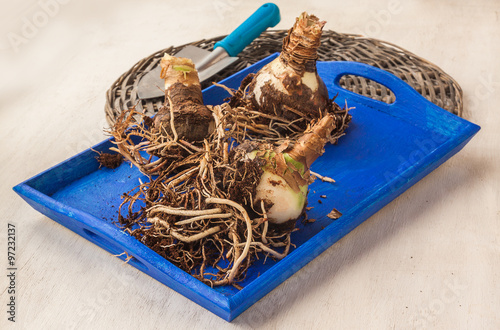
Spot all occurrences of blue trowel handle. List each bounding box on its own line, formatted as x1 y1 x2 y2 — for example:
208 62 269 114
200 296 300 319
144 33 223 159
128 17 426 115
214 3 281 57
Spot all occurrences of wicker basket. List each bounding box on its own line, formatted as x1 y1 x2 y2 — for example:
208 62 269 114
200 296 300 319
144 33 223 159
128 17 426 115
105 30 463 125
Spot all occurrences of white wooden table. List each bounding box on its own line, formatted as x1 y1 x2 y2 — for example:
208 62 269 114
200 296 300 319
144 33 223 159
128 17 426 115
1 0 499 328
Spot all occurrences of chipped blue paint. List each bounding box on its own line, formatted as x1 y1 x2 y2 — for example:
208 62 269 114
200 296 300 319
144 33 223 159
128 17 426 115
13 54 480 321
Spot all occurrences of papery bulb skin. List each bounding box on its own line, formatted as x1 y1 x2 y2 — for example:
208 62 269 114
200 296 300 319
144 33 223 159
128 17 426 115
154 54 215 142
248 13 329 125
236 114 338 225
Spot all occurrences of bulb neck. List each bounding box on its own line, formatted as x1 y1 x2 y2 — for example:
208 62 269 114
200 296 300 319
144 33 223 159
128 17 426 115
279 12 325 75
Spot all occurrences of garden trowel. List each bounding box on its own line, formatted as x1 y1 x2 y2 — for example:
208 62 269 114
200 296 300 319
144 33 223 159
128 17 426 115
137 3 280 100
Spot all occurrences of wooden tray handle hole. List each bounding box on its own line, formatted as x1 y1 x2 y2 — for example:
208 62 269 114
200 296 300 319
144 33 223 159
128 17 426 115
339 74 396 104
82 228 149 272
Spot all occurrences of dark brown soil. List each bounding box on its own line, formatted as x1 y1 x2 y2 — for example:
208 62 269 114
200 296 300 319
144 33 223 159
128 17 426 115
97 152 123 169
252 75 333 126
223 149 264 207
154 83 215 142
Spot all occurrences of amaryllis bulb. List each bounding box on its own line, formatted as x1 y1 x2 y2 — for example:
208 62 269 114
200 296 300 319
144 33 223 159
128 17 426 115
154 54 215 142
248 12 329 126
241 114 338 224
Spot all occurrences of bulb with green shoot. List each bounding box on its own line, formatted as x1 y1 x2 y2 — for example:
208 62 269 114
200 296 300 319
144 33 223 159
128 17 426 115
237 113 338 224
154 54 215 142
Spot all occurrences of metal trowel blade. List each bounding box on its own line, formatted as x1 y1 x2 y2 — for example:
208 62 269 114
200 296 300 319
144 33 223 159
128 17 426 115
137 45 238 100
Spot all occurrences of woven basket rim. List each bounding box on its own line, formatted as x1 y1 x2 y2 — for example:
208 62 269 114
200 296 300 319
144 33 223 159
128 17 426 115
105 29 462 125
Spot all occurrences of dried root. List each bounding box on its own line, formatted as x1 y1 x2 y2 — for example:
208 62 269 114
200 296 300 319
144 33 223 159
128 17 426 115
110 103 302 286
107 13 351 287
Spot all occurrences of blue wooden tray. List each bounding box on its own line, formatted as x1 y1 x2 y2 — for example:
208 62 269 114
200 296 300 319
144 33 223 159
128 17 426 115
13 54 480 321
